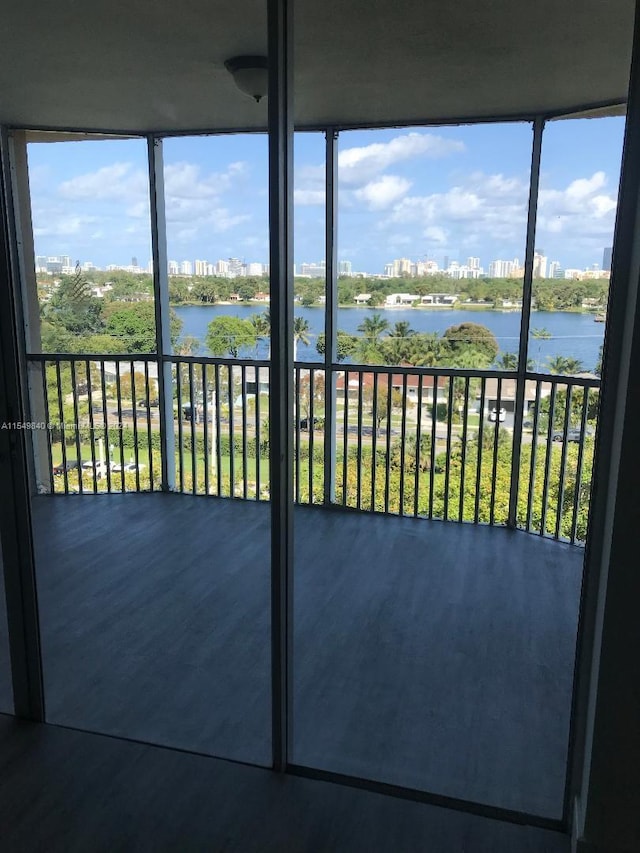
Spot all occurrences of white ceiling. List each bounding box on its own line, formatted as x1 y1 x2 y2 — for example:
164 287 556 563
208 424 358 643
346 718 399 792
0 0 634 132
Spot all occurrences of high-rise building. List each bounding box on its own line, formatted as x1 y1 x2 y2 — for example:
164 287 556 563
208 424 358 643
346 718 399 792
300 261 325 277
246 262 264 276
168 260 179 275
603 246 613 272
180 260 193 275
194 259 208 276
338 260 352 276
389 258 412 277
228 258 245 278
549 261 564 279
533 249 547 278
131 256 138 267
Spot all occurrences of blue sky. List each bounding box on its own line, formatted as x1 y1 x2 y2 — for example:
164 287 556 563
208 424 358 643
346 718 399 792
27 117 625 274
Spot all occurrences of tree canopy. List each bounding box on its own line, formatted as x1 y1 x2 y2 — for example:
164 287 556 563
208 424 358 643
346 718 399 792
442 322 499 365
205 316 256 357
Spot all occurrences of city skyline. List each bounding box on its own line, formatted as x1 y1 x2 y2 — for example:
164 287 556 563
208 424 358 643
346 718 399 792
27 118 624 274
36 247 612 281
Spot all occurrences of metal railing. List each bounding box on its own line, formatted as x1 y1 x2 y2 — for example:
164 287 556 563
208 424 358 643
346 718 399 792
27 354 600 544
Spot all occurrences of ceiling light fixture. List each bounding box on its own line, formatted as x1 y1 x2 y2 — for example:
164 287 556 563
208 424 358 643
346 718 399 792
224 56 268 103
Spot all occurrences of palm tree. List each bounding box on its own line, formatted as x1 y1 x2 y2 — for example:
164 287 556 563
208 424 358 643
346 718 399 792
388 321 415 339
530 326 552 372
355 312 389 364
495 352 518 371
293 316 311 362
547 355 584 375
408 333 448 367
357 313 390 346
383 321 417 364
250 310 271 357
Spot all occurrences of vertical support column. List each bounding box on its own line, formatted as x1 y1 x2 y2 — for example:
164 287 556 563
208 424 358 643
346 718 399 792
323 128 338 505
508 116 544 528
0 126 45 721
147 136 175 492
268 0 294 772
1 129 48 493
570 8 640 849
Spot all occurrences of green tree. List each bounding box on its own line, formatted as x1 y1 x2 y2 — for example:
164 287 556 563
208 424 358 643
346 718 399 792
250 310 271 356
205 315 256 357
355 313 390 363
316 330 359 362
495 352 518 371
407 333 450 367
44 264 104 337
293 316 311 361
530 327 552 372
442 322 498 365
547 355 584 375
105 302 182 353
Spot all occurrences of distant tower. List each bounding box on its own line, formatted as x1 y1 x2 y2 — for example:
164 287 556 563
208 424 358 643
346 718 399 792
131 256 138 267
603 247 612 272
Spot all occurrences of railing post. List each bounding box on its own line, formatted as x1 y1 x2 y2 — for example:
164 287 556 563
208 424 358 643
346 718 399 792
268 0 294 773
323 127 338 505
508 116 544 528
147 135 175 492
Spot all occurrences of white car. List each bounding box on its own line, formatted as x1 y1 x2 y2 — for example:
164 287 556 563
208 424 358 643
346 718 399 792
489 407 506 422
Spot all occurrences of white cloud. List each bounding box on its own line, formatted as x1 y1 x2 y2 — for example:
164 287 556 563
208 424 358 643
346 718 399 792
537 171 618 246
355 175 411 210
387 172 529 244
164 160 248 200
59 163 147 202
424 226 449 245
33 213 98 238
294 189 325 206
338 132 464 185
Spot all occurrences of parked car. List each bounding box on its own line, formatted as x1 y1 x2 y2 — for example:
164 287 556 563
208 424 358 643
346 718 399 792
52 459 81 475
552 427 595 442
489 407 506 422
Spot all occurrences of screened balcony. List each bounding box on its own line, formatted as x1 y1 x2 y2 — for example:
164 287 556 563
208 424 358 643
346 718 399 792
1 1 636 846
4 104 613 828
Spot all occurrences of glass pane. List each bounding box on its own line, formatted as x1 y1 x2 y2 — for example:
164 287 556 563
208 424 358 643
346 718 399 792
515 116 625 542
163 133 269 360
527 116 624 376
24 132 271 765
27 134 153 355
292 122 579 820
26 134 157 495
